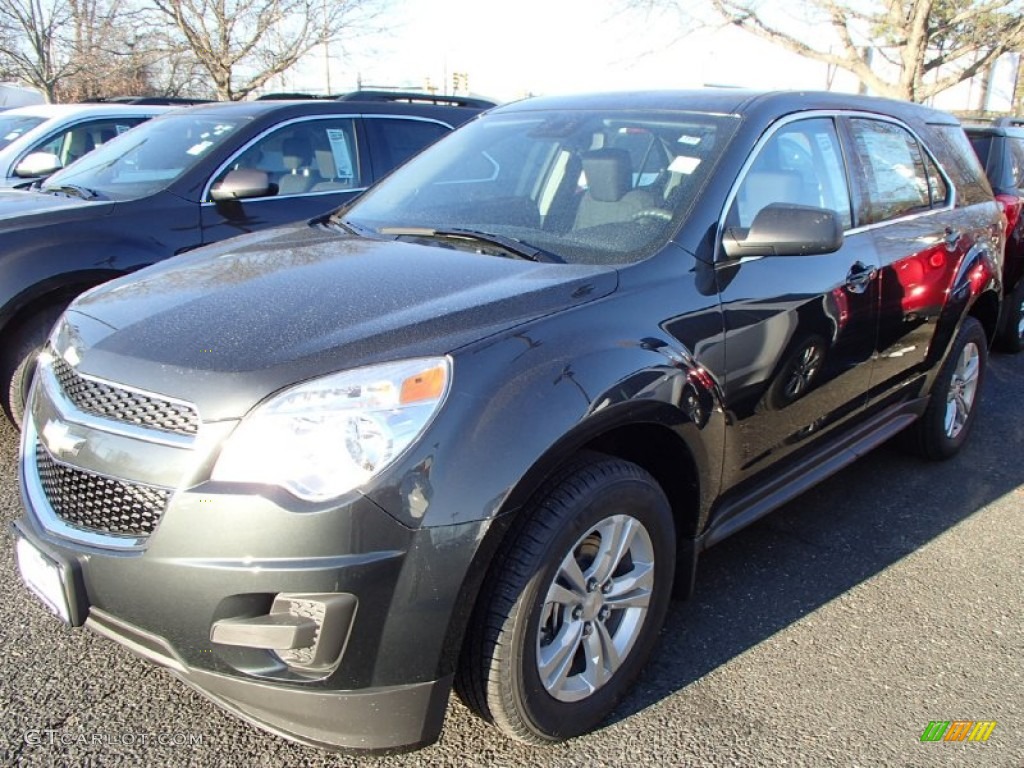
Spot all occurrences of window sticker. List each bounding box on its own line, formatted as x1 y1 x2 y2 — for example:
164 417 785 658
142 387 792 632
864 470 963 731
678 134 702 146
669 155 701 174
115 124 131 134
326 128 354 179
186 140 214 156
3 132 19 141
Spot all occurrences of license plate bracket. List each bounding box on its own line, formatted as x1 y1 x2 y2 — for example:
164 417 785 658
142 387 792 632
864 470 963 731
14 532 86 626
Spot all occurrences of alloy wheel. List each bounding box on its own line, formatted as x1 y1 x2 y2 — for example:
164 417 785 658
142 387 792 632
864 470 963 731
536 513 655 703
944 341 980 439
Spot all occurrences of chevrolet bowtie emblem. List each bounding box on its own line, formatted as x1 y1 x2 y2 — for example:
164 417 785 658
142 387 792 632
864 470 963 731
42 419 86 459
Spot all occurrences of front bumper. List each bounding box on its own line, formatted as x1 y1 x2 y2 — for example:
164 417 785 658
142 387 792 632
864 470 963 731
14 484 488 752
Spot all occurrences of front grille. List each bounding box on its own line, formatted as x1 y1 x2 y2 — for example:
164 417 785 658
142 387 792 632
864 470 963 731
50 352 199 437
35 443 170 536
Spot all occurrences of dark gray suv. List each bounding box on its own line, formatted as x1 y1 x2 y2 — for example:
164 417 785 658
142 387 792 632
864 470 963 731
13 90 1003 752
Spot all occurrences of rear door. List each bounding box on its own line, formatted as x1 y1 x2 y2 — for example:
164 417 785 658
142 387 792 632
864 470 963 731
200 115 368 243
715 114 880 486
841 116 963 402
363 116 451 181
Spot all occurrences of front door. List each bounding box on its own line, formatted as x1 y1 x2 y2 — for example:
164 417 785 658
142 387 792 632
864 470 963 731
713 116 880 487
201 116 367 243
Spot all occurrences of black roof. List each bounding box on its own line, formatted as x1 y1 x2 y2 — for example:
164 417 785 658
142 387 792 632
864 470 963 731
254 89 497 110
151 96 488 127
495 89 960 125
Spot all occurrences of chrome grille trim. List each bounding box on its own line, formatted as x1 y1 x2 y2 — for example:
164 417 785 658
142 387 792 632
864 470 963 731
49 349 200 437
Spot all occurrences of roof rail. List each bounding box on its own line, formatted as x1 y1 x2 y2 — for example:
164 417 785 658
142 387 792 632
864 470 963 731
993 116 1024 128
335 90 497 109
254 92 323 101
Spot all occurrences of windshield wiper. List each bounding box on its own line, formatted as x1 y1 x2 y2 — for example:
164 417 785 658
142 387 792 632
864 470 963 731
44 184 101 200
378 226 563 263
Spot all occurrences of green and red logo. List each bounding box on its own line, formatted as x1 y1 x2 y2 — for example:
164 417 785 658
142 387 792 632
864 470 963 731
920 721 996 742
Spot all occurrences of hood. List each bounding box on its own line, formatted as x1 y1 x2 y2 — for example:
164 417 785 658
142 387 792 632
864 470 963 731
0 188 110 227
66 223 618 421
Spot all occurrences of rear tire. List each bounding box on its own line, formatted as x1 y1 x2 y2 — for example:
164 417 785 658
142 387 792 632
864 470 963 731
455 452 675 744
904 316 987 461
1 303 67 428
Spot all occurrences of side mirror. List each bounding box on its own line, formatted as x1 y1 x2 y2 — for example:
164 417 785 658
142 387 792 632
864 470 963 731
723 203 843 259
210 169 276 201
14 152 62 179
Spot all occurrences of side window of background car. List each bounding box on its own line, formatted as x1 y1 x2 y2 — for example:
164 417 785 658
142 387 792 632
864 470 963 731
848 119 943 225
213 118 362 198
1009 138 1024 191
29 118 148 169
731 117 852 230
364 118 448 178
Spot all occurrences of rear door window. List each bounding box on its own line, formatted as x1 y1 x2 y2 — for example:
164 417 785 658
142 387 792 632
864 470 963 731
848 119 940 225
364 118 449 179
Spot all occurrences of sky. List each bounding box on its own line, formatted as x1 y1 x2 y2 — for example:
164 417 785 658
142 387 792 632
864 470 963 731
280 0 1016 112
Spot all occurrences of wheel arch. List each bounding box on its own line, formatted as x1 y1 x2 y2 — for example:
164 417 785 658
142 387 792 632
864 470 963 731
0 269 123 341
440 410 709 682
969 287 1000 346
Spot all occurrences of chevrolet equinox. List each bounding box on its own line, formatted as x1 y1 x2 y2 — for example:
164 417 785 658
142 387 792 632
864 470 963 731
14 90 1004 752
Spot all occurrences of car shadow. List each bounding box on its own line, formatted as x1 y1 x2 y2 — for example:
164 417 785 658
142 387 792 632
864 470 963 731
607 349 1024 724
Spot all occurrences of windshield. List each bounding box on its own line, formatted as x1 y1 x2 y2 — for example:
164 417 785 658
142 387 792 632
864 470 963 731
42 113 246 200
345 109 738 265
0 115 46 151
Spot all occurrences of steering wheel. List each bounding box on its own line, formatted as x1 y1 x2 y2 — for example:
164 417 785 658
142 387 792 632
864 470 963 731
631 208 673 222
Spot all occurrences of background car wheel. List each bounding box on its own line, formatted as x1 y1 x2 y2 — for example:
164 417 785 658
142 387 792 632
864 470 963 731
904 316 987 461
1 303 67 428
997 280 1024 354
455 452 675 744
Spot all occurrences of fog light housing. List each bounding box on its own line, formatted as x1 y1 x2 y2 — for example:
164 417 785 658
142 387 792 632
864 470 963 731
210 592 357 673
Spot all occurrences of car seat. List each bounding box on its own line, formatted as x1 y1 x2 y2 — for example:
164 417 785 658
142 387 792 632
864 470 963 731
574 148 657 229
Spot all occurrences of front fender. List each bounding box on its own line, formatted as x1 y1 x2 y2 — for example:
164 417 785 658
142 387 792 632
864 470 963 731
365 277 726 532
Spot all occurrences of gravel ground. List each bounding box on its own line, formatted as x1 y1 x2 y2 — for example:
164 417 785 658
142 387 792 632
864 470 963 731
1 352 1021 768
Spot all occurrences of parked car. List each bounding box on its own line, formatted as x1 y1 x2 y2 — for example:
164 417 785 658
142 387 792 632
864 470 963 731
0 83 46 109
0 94 488 426
13 90 1003 752
0 103 168 188
964 117 1024 351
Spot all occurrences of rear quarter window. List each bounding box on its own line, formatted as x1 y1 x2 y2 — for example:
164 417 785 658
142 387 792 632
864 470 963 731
927 125 993 206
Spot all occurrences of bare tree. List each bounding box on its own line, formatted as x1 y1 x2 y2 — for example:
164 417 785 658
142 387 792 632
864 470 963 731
147 0 385 101
0 0 169 101
632 0 1024 103
0 0 76 101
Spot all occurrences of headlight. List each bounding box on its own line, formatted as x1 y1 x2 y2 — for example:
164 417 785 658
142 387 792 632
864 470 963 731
212 357 450 501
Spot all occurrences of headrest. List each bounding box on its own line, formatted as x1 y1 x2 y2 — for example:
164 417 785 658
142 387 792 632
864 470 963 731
282 136 312 170
581 148 632 202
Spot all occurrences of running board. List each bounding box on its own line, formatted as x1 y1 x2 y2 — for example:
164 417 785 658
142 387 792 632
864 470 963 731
702 399 926 549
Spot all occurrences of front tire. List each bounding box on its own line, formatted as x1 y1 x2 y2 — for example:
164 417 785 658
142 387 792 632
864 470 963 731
456 453 675 744
1 303 67 428
905 316 987 461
